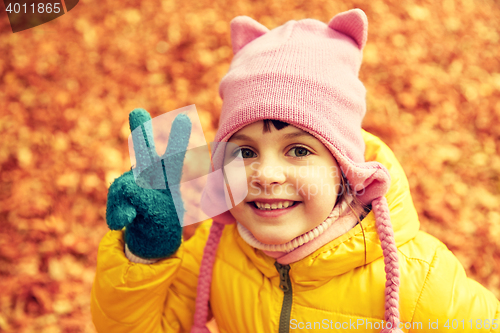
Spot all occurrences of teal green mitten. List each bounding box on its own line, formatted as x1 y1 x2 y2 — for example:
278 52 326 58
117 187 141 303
106 108 192 259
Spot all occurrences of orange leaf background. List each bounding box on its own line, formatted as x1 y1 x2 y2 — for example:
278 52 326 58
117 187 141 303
1 0 499 331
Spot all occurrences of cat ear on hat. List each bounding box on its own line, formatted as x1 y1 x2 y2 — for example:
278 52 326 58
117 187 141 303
328 8 368 50
230 16 270 54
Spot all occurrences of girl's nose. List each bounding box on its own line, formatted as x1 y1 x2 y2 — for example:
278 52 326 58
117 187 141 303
250 159 287 187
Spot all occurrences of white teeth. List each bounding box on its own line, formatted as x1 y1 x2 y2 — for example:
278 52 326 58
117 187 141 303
255 201 295 210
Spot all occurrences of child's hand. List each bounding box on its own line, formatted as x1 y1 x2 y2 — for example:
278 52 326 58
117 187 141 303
105 109 192 259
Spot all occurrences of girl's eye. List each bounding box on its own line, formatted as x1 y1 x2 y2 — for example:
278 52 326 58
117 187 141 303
288 146 311 158
233 148 256 159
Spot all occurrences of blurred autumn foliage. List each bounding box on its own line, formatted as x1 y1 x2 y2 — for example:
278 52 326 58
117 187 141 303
0 0 499 332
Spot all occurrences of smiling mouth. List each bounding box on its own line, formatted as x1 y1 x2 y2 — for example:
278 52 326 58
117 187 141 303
250 201 300 210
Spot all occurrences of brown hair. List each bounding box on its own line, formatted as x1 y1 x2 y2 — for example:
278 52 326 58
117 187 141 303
262 119 370 263
262 119 289 132
338 169 370 264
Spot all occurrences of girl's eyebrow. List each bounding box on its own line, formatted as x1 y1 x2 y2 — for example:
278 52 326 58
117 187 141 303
230 131 311 142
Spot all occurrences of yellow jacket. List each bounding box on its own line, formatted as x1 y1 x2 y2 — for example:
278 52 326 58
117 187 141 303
91 130 500 332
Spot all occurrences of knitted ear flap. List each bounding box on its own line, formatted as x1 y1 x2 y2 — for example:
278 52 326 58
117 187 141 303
230 16 270 54
328 8 368 49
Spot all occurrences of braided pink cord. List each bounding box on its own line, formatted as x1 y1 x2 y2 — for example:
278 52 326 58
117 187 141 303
190 221 225 333
372 196 404 333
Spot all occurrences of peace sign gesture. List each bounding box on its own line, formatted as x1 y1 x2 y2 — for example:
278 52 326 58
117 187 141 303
106 108 192 259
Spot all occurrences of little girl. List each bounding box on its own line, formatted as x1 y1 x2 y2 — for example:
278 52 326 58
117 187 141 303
91 9 500 333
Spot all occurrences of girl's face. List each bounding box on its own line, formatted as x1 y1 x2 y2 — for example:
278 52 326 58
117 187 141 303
226 120 342 245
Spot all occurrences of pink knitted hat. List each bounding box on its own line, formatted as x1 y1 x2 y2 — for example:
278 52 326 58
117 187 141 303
192 9 402 333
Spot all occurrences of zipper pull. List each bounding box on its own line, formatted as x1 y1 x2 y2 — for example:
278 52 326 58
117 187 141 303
274 262 291 292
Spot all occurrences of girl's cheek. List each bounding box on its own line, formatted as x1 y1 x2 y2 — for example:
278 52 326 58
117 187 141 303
248 181 261 197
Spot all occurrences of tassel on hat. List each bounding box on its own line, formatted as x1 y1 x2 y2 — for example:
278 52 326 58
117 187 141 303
193 9 402 333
